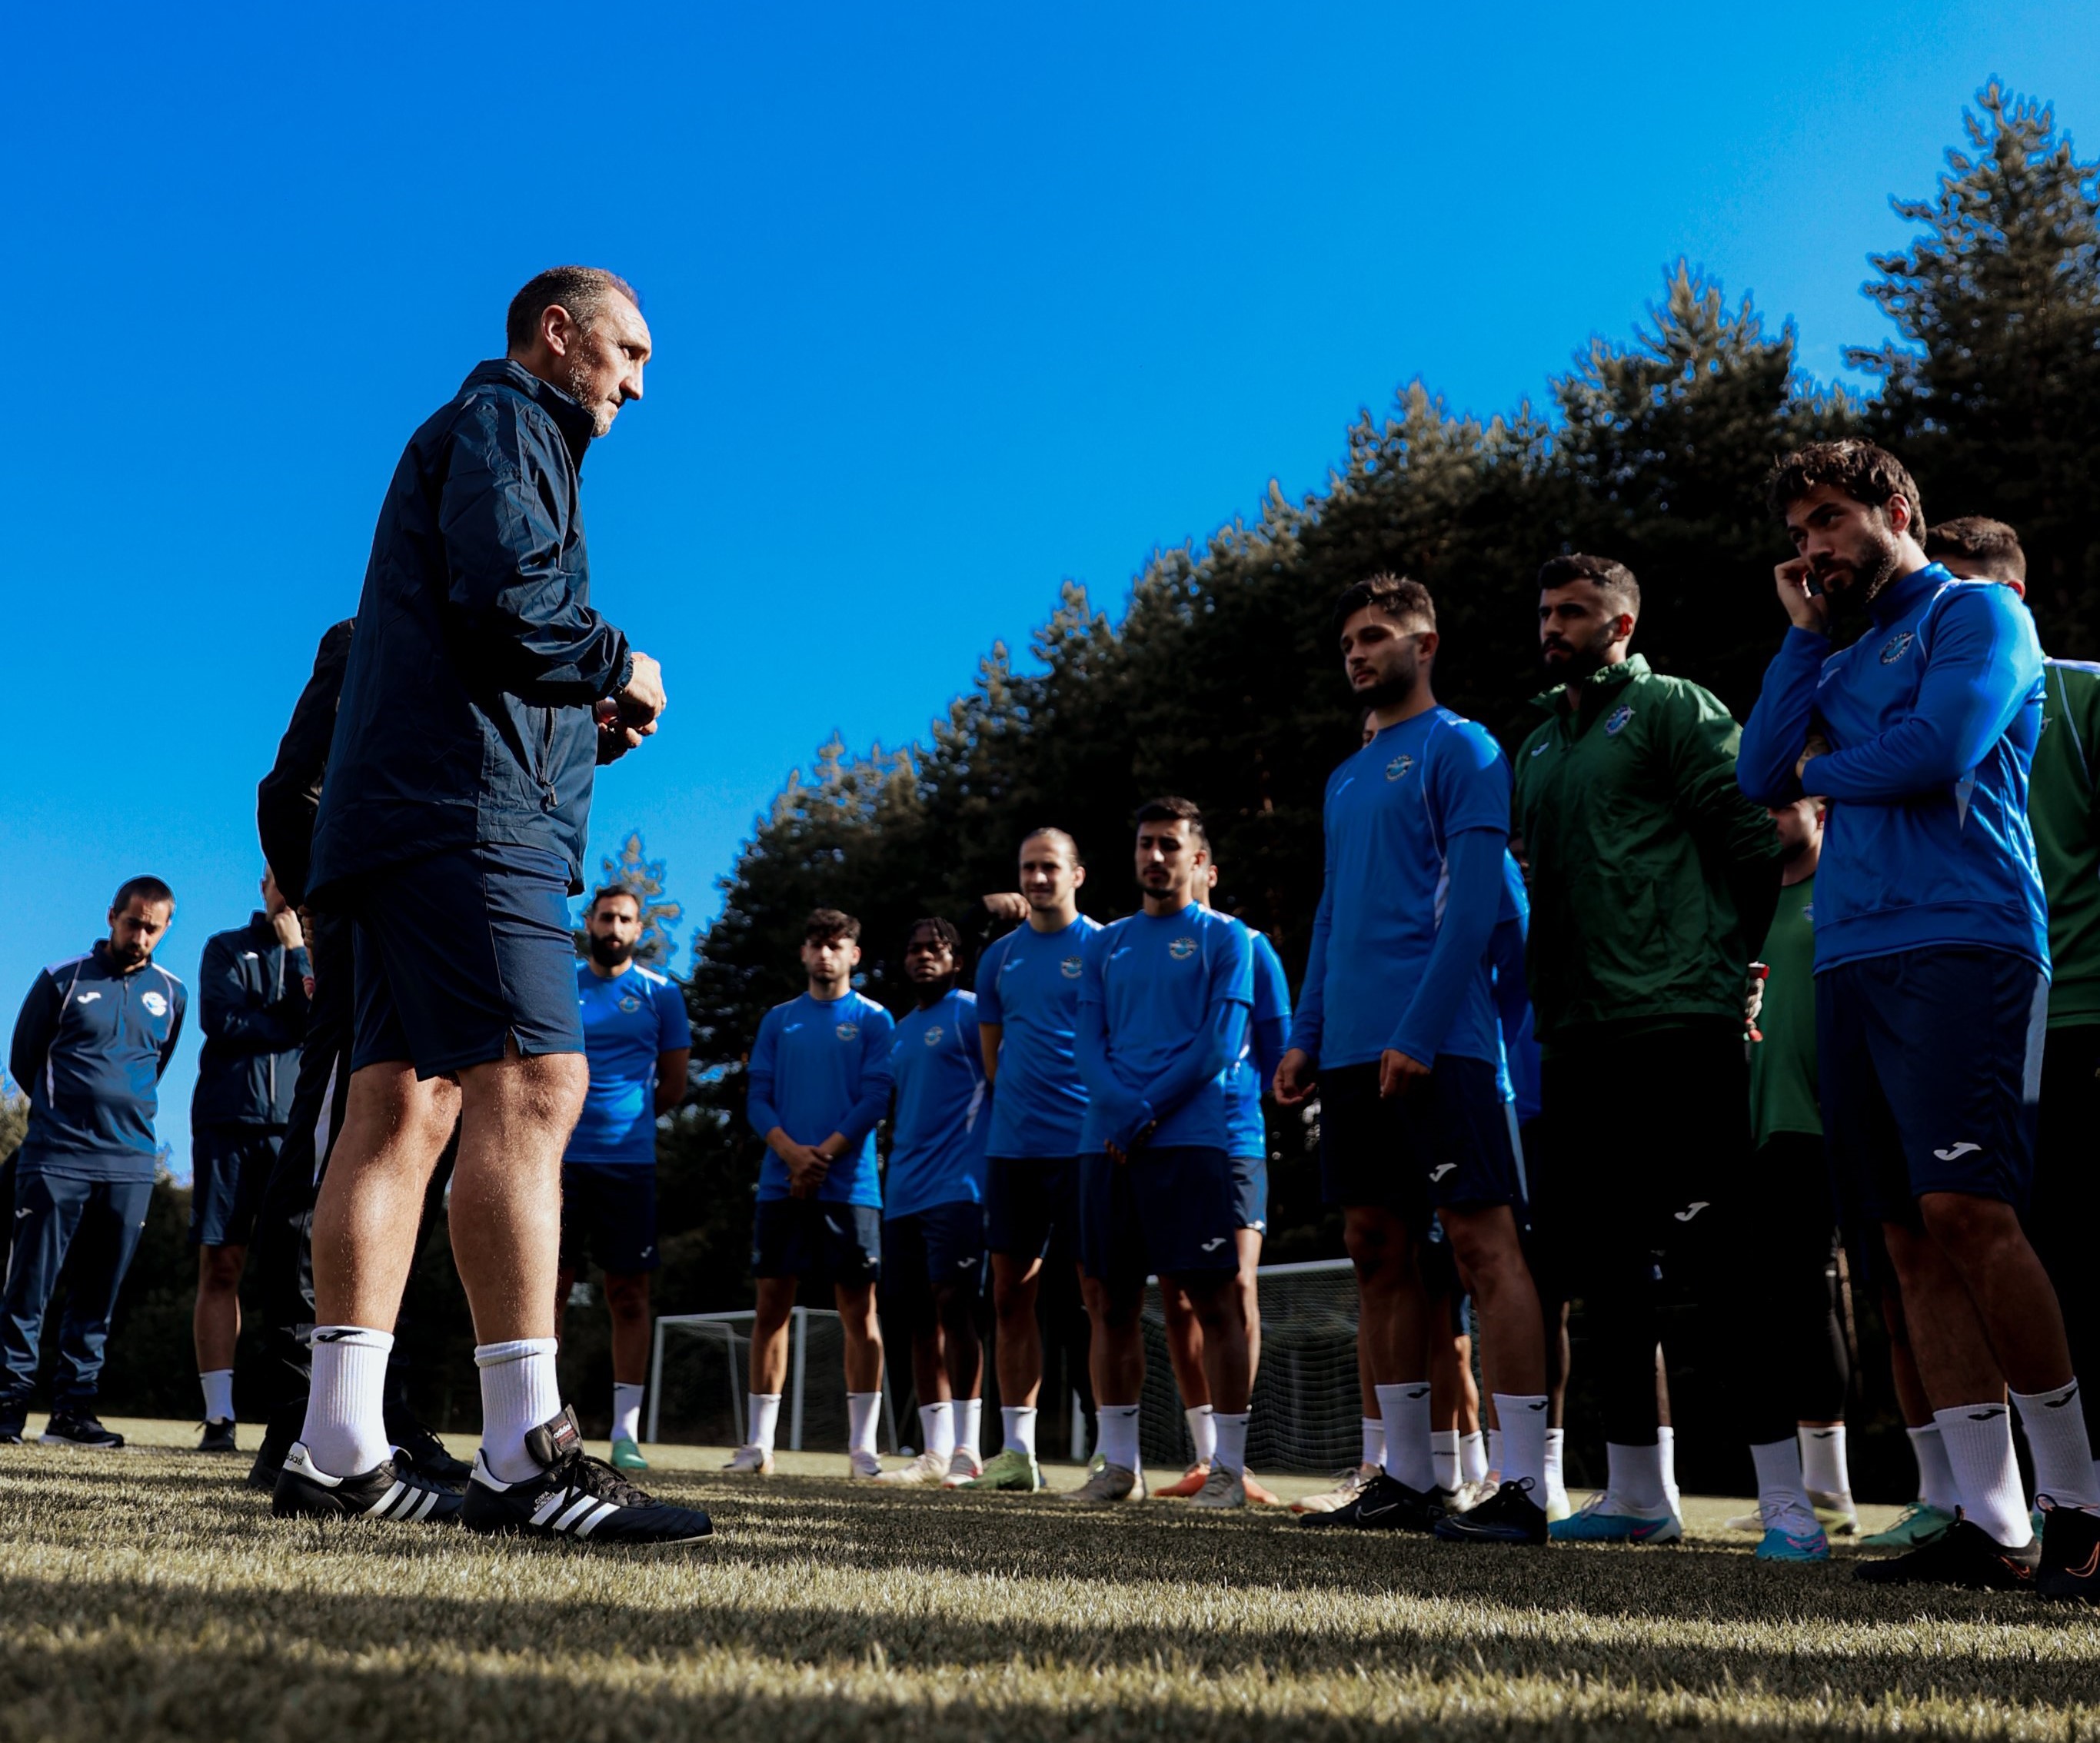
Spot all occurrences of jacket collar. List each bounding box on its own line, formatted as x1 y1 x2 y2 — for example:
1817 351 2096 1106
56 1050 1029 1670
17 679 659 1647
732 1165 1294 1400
1869 560 1952 629
1532 653 1651 718
462 359 596 468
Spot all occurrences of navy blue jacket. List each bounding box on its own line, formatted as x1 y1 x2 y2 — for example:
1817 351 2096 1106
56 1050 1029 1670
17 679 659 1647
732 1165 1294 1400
9 943 187 1181
191 913 309 1129
308 361 634 900
257 619 352 910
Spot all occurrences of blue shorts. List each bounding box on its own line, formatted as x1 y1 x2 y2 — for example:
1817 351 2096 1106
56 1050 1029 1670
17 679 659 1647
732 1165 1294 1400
188 1126 280 1247
345 843 584 1078
1318 1056 1520 1216
1079 1145 1238 1286
883 1200 987 1308
560 1163 659 1274
752 1198 882 1289
1818 946 2047 1226
1230 1153 1268 1234
985 1154 1077 1261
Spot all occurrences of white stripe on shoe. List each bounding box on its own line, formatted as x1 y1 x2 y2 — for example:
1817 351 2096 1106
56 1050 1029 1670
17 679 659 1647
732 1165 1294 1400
365 1480 406 1518
574 1501 619 1538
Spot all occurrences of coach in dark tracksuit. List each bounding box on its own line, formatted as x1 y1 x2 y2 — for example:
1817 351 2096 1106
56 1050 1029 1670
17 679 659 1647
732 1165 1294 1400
2 877 186 1447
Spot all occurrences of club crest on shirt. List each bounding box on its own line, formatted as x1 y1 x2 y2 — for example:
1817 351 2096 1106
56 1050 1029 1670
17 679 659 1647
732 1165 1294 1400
1060 956 1083 979
141 991 168 1017
923 1026 944 1047
617 993 644 1013
1168 936 1198 961
1384 753 1416 781
835 1021 860 1041
1530 741 1551 757
1879 630 1915 664
1802 904 1815 925
1603 704 1635 737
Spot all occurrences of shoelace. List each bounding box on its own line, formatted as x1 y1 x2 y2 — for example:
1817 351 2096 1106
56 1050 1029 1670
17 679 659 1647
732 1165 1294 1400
548 1448 654 1508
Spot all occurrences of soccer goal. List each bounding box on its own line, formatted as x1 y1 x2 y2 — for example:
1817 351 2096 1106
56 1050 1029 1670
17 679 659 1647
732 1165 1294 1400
647 1307 902 1453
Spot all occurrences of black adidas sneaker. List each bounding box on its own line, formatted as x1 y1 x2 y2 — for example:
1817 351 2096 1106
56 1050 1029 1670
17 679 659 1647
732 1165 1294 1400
460 1406 714 1546
272 1441 466 1524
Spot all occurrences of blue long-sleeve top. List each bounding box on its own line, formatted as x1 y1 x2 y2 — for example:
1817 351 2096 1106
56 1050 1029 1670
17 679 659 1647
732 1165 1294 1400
745 989 896 1206
1739 564 2048 972
1225 925 1293 1161
1489 853 1542 1123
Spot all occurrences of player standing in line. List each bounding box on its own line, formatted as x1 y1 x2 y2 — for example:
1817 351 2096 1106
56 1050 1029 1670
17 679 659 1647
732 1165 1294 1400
731 909 896 1478
1070 798 1255 1508
965 830 1099 1494
280 267 710 1544
876 919 990 1487
1276 574 1553 1545
1515 553 1819 1557
555 886 691 1472
1742 442 2100 1597
2 879 185 1449
1151 860 1287 1505
188 871 310 1451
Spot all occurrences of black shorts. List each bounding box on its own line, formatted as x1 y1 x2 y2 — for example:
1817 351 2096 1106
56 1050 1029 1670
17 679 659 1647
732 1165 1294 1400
559 1163 659 1275
1230 1153 1268 1235
1318 1056 1521 1218
882 1200 987 1314
188 1126 280 1247
1818 946 2047 1226
984 1154 1077 1260
1079 1145 1238 1287
752 1199 882 1289
345 843 584 1078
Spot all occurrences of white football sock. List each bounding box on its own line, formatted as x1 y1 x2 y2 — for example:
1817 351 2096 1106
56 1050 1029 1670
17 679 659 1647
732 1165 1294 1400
1460 1429 1488 1486
1935 1402 2032 1547
301 1326 392 1478
1185 1403 1217 1464
1544 1427 1569 1510
2012 1381 2100 1511
1002 1405 1038 1458
1906 1422 1959 1512
1360 1417 1386 1468
1376 1382 1435 1492
847 1392 881 1462
1495 1394 1549 1491
1799 1423 1850 1497
200 1368 235 1424
612 1382 644 1445
957 1397 983 1456
1606 1439 1669 1515
474 1338 561 1484
1750 1436 1819 1534
1486 1426 1504 1479
1097 1403 1141 1472
918 1400 955 1462
1431 1429 1461 1492
1657 1424 1681 1512
1213 1410 1250 1475
749 1392 783 1455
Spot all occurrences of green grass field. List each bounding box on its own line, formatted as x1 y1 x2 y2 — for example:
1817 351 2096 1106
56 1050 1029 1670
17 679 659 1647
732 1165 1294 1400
3 1419 2097 1742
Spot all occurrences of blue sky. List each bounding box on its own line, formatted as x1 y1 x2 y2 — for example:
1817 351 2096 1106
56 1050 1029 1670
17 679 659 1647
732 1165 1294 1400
6 2 2095 1181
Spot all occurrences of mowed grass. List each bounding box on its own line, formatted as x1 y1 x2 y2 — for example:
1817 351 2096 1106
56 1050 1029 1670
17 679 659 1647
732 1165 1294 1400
3 1422 2098 1742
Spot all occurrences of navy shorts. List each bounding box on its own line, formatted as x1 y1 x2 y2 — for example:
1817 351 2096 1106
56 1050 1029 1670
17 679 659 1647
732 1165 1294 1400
560 1163 659 1274
188 1126 281 1247
752 1198 882 1289
1318 1056 1520 1217
1080 1144 1239 1286
1230 1153 1268 1234
883 1200 987 1312
1818 946 2047 1226
985 1154 1077 1261
345 843 584 1078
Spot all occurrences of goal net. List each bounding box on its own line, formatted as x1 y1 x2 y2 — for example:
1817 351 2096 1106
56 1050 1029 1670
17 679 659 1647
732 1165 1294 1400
647 1308 901 1453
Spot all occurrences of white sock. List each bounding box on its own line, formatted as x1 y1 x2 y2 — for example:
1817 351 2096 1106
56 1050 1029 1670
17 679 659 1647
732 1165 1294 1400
1750 1436 1818 1534
2012 1381 2100 1511
847 1392 881 1462
1097 1402 1141 1472
474 1338 561 1484
1430 1429 1461 1492
1213 1410 1250 1475
1486 1426 1504 1479
1360 1417 1386 1469
1376 1382 1435 1491
1460 1429 1488 1486
1799 1423 1850 1497
1905 1422 1958 1512
200 1368 235 1424
1496 1394 1549 1491
918 1400 955 1462
1606 1439 1669 1515
1544 1427 1569 1509
612 1382 644 1445
749 1392 782 1455
1935 1402 2032 1547
1658 1424 1681 1512
301 1326 393 1478
1002 1405 1038 1458
1185 1403 1217 1463
957 1397 983 1457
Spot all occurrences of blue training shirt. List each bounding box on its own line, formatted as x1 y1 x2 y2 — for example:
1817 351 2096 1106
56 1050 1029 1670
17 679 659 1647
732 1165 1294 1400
1739 564 2049 973
1489 853 1542 1123
1078 905 1252 1154
1289 706 1513 1069
1225 925 1292 1161
886 988 990 1219
567 961 691 1166
746 990 896 1206
975 914 1100 1159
